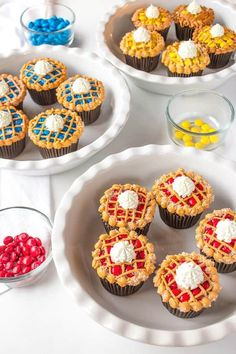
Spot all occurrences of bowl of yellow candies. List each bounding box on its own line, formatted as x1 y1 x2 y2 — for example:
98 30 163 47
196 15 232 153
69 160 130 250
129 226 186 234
166 89 235 150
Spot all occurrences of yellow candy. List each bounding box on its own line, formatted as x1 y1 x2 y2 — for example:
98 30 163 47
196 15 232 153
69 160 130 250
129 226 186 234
182 134 193 143
181 120 191 129
208 128 216 132
194 119 204 126
200 136 210 145
195 142 205 149
201 124 211 132
184 141 194 147
174 130 184 139
191 127 201 133
210 135 219 143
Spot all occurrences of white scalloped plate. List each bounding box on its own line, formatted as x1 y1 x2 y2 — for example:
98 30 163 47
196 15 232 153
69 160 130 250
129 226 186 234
97 0 236 95
52 144 236 347
0 45 130 175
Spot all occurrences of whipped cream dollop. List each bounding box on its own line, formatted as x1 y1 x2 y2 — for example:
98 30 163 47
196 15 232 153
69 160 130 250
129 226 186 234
0 110 11 128
175 262 204 290
210 24 225 38
178 40 198 59
110 240 136 263
45 114 64 132
146 4 159 18
72 78 91 94
133 27 151 43
187 1 201 15
0 80 9 97
216 219 236 243
118 190 139 209
34 60 53 76
172 176 195 198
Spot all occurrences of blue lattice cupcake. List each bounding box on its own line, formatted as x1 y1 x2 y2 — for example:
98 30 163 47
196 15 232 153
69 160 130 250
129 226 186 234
28 108 84 159
56 75 105 125
0 105 28 158
20 58 67 106
0 74 26 110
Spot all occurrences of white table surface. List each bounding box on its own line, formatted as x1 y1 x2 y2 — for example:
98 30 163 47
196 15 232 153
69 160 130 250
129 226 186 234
1 0 236 353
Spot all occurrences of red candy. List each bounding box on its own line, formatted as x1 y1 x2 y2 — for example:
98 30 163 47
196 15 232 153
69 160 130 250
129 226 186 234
3 236 13 245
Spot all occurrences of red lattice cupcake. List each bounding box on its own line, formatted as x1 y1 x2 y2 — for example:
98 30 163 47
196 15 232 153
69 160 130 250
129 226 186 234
153 252 220 318
98 184 156 235
196 209 236 273
92 228 156 296
152 168 214 229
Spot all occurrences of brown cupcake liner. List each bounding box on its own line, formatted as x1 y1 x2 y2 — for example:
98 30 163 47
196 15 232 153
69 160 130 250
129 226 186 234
124 54 160 72
0 138 26 159
200 250 236 273
38 141 78 159
101 216 151 236
162 301 204 318
158 206 202 229
100 278 144 296
208 52 232 69
167 69 203 77
28 88 57 106
79 105 101 125
158 27 170 41
175 23 194 41
15 101 24 110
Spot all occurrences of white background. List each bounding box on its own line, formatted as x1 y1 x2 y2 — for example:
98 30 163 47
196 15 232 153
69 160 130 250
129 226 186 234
1 0 236 353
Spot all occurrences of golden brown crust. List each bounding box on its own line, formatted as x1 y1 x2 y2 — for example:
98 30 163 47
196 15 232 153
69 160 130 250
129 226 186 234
161 41 210 74
28 108 84 149
132 6 172 32
120 30 165 58
98 183 156 230
91 228 156 286
153 252 220 313
152 168 214 216
0 74 26 107
173 4 214 29
193 25 236 54
56 74 105 112
0 105 28 146
20 57 67 92
196 208 236 264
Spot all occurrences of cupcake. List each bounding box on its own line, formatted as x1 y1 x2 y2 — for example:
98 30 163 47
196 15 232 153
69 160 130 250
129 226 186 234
0 74 26 110
152 168 214 229
162 40 210 77
153 252 220 318
98 183 156 235
92 228 156 296
0 105 28 158
193 24 236 68
20 57 67 105
131 4 172 41
196 208 236 273
56 75 105 125
28 108 84 159
120 27 165 72
173 1 214 41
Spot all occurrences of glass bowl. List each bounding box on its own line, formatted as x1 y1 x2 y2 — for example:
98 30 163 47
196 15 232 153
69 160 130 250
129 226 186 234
166 89 235 150
20 3 75 46
0 207 52 293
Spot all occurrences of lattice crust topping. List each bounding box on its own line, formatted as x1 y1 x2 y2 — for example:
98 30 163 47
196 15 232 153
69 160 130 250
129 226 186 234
173 4 214 29
120 30 165 59
92 228 156 287
0 74 26 107
162 41 210 74
20 57 67 92
99 184 156 230
28 108 84 149
132 6 172 31
152 168 214 216
0 105 28 146
196 208 236 264
56 74 105 112
153 252 220 312
193 26 236 54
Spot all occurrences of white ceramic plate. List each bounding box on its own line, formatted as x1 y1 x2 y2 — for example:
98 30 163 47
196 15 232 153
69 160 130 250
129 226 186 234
52 144 236 347
0 45 130 175
97 0 236 95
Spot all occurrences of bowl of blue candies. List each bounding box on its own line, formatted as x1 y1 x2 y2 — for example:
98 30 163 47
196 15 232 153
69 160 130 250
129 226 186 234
20 3 75 46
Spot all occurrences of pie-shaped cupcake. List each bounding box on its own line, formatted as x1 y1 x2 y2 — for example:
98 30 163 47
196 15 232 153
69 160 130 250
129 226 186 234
92 228 156 296
196 208 236 273
152 168 214 229
0 74 26 110
98 183 156 235
153 252 220 318
193 24 236 68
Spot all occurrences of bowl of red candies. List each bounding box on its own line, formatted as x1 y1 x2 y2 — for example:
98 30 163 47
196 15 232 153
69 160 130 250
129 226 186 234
0 206 52 293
